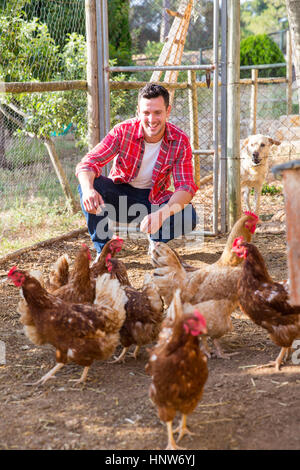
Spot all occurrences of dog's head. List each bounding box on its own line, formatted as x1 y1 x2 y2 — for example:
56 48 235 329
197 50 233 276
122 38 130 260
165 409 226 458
242 134 281 166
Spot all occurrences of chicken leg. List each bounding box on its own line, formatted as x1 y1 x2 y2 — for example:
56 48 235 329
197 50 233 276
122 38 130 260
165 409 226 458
129 345 140 359
69 366 90 384
25 362 65 386
254 347 289 372
213 339 239 359
110 347 129 363
165 421 185 450
174 414 195 442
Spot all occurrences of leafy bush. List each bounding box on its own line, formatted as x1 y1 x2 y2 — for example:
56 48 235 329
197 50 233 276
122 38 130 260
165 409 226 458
240 34 286 78
0 12 60 82
143 40 163 60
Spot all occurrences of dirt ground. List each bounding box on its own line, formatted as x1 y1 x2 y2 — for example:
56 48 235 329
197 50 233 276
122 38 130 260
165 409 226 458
0 184 299 452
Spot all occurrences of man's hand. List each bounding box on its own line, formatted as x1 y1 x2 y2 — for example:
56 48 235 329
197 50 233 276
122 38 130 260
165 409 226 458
140 211 164 235
82 188 104 214
78 171 105 214
140 190 193 235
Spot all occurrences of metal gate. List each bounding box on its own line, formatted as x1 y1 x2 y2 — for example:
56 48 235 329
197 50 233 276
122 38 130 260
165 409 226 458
96 0 228 236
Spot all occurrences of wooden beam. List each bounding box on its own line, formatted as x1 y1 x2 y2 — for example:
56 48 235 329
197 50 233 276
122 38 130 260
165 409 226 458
0 81 87 94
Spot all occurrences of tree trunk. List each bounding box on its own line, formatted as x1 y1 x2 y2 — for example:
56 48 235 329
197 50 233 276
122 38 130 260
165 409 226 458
286 0 300 109
43 137 79 214
160 0 171 42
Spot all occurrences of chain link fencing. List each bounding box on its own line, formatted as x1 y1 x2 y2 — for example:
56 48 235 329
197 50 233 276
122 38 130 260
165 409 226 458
0 0 299 250
0 0 87 214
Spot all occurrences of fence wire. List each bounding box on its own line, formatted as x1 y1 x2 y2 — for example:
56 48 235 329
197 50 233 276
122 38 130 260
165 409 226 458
0 0 299 239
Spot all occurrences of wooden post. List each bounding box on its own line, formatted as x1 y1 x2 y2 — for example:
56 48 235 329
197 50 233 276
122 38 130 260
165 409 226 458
286 30 293 116
188 70 200 186
227 0 241 229
220 0 227 233
272 160 300 305
250 68 258 134
85 0 100 150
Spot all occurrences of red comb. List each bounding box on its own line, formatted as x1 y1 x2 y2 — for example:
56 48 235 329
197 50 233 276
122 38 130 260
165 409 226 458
232 236 244 248
113 236 123 242
110 237 123 253
244 211 258 220
7 266 18 277
184 310 207 336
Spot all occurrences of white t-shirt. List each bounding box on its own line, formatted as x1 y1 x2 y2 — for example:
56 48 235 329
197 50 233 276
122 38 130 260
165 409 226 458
130 139 163 189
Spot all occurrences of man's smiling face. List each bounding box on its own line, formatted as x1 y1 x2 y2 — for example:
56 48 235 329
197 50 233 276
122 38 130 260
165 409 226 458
137 96 171 143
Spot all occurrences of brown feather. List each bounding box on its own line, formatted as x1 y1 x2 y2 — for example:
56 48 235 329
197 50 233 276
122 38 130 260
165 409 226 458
119 274 164 350
52 245 95 304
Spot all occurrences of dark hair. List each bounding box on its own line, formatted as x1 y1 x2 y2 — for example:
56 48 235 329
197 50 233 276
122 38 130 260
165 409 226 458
138 83 170 109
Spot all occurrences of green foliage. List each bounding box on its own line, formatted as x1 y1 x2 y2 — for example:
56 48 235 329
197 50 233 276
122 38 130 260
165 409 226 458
23 0 85 51
0 11 60 82
144 40 163 59
129 0 162 53
240 34 286 78
108 0 132 65
1 18 126 149
5 0 132 66
261 183 282 195
60 32 87 81
241 0 287 39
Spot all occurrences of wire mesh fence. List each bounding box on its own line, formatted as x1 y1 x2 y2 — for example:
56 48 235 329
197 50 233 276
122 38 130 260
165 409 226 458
0 0 299 252
240 77 300 157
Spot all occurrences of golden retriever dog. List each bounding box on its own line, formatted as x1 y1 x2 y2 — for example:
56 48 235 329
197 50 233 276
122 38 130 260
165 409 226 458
240 134 281 214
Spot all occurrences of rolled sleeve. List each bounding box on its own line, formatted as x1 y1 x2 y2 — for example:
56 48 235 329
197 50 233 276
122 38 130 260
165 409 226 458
75 127 120 179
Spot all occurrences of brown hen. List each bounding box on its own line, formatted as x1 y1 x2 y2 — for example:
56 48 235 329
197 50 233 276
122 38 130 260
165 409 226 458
233 237 300 370
51 244 95 304
90 237 130 286
112 274 164 362
148 212 259 357
8 267 127 385
146 290 208 450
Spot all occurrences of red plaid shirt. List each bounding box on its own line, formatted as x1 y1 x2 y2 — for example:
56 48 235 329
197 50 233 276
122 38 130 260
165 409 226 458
76 118 198 205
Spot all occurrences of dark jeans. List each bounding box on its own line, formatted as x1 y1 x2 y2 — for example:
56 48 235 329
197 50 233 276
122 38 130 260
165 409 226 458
78 175 197 253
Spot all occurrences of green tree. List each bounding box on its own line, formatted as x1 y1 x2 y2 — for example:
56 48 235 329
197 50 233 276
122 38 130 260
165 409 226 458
241 0 287 39
129 0 162 53
0 7 60 82
108 0 132 65
22 0 85 50
22 0 132 65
